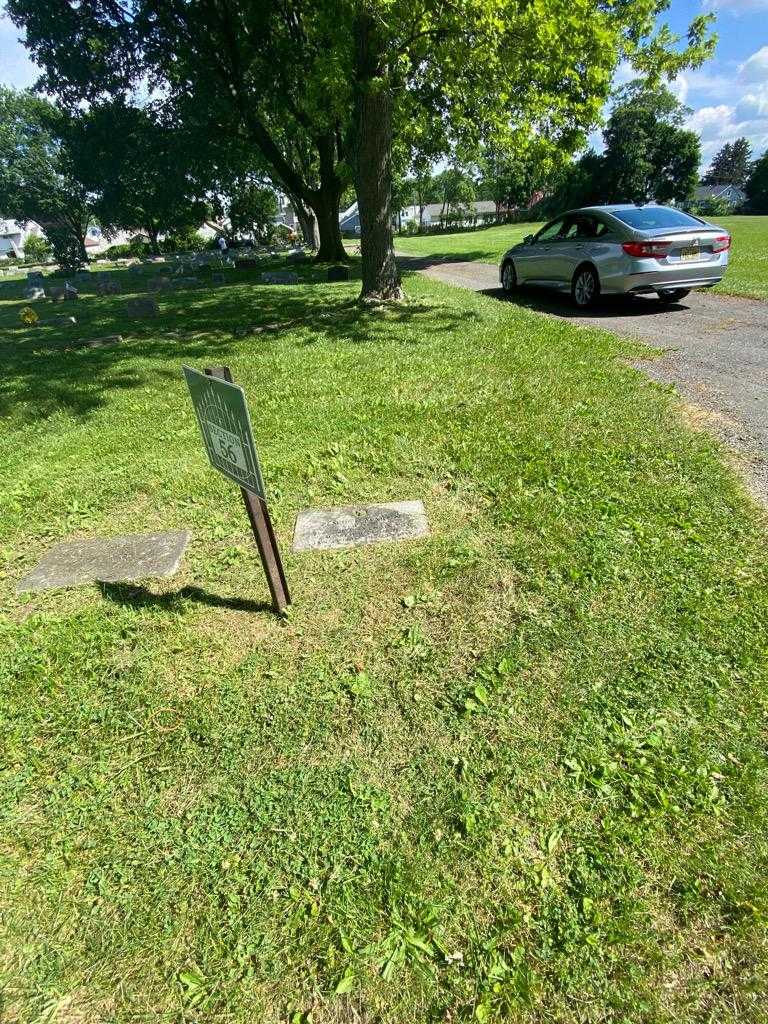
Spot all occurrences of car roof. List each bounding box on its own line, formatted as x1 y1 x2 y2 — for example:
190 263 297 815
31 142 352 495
560 204 672 217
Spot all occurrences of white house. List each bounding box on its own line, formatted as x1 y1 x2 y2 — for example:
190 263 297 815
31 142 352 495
0 219 39 258
692 183 747 208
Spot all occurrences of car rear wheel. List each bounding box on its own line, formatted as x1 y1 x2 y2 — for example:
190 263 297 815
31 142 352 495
501 261 517 293
571 266 599 309
657 288 690 303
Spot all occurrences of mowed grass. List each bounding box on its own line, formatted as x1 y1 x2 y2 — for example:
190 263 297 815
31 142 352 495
1 261 768 1023
394 214 768 300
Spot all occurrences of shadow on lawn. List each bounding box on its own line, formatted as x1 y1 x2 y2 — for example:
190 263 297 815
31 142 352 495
480 285 693 319
99 581 271 615
1 260 477 421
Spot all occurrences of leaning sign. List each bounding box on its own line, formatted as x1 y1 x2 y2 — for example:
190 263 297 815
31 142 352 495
183 366 265 497
183 365 290 613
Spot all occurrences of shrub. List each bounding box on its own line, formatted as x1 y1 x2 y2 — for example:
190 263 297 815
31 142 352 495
160 228 206 253
23 234 51 261
104 243 132 259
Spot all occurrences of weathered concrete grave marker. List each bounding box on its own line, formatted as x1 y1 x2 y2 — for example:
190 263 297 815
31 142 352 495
183 365 290 613
16 530 190 593
293 500 429 551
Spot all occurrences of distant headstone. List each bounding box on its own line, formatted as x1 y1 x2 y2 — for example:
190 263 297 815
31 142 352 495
96 277 121 295
48 286 66 303
24 286 45 301
287 250 310 264
327 265 350 282
174 276 201 288
235 257 260 270
147 275 171 291
16 530 191 592
126 297 159 318
261 271 300 285
211 272 226 285
293 500 429 551
27 270 44 283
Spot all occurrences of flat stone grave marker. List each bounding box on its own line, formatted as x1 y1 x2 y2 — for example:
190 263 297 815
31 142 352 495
126 297 159 318
16 530 191 592
293 500 428 552
76 334 123 349
261 271 300 285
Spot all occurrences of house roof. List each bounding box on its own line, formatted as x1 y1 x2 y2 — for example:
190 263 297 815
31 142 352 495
694 183 746 201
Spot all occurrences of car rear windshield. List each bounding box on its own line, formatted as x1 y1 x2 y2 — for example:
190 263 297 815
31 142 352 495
611 207 706 230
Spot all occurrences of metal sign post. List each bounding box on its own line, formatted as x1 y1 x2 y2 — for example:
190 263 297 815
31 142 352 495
183 364 290 614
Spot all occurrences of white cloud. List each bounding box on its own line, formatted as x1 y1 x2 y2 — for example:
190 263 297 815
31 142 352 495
703 0 768 12
740 46 768 83
0 13 41 90
735 87 768 120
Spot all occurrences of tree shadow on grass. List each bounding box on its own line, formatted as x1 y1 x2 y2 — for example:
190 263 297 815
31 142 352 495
1 260 478 422
99 581 271 615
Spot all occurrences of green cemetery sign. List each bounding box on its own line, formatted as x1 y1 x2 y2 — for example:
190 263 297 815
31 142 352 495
183 366 265 498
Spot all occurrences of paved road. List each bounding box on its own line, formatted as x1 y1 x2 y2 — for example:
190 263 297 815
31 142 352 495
401 255 768 504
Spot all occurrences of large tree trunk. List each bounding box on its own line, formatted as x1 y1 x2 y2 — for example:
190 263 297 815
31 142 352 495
353 12 402 300
310 134 347 262
288 193 318 249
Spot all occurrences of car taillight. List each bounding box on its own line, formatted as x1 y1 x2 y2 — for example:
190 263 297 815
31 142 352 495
712 235 731 252
622 240 672 258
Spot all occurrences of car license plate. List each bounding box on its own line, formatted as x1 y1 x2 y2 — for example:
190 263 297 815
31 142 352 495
680 247 700 261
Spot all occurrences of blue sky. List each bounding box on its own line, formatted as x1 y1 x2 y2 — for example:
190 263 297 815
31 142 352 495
1 0 767 169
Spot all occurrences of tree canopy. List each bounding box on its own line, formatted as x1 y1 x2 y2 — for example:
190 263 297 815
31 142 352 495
703 137 752 188
745 150 768 213
600 82 700 204
71 102 207 253
0 86 93 270
7 0 716 297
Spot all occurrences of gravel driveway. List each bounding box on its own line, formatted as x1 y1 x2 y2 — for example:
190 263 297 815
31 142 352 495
401 255 768 505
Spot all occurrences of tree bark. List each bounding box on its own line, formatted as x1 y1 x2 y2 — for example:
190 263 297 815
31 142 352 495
309 133 347 262
353 12 402 300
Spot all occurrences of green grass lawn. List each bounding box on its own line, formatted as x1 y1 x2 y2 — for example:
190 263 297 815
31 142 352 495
2 262 768 1023
394 215 768 301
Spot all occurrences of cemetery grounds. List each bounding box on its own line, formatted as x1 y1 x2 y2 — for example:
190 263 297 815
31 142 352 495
1 256 767 1023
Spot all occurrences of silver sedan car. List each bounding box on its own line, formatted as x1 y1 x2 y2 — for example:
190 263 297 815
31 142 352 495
500 204 731 308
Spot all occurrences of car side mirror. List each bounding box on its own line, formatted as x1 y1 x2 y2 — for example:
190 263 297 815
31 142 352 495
524 234 534 244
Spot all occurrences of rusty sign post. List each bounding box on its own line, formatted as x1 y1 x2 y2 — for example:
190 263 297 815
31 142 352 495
183 364 290 614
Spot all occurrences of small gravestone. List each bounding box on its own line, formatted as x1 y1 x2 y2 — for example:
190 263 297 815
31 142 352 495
97 277 121 296
293 500 428 551
261 271 300 285
211 272 225 285
126 297 159 318
174 276 200 288
24 286 45 301
327 265 350 282
235 257 260 270
16 530 191 592
77 334 123 349
287 250 309 264
27 270 44 283
48 286 65 302
148 275 171 291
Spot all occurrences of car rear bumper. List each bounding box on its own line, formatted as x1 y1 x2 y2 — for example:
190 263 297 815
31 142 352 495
604 253 729 294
